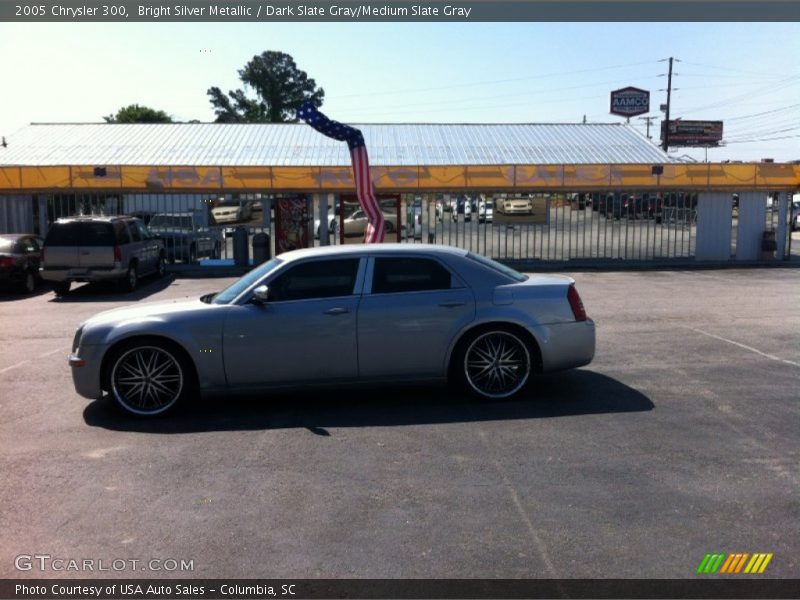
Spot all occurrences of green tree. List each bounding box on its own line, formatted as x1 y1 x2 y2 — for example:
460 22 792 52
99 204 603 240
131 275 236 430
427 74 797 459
207 51 324 123
104 104 173 123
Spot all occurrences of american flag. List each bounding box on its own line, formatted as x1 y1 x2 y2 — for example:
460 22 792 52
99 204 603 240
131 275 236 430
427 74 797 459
297 101 385 243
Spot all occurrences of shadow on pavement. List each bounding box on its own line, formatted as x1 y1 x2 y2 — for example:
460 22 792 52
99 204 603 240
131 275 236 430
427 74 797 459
0 281 53 302
83 369 653 434
48 274 176 303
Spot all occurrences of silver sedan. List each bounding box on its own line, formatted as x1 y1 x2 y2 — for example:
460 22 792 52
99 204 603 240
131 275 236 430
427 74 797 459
69 245 595 416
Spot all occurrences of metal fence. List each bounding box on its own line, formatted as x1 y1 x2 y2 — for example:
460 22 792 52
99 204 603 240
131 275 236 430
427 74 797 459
3 190 795 265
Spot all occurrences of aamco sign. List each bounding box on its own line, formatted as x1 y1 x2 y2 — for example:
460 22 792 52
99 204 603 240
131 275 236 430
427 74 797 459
610 87 650 117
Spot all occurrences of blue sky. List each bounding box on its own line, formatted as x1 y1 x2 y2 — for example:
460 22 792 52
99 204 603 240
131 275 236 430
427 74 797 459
1 21 798 161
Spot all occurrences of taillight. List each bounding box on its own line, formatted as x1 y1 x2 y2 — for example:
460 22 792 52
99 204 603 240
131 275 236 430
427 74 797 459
113 246 121 263
0 257 14 268
567 284 587 322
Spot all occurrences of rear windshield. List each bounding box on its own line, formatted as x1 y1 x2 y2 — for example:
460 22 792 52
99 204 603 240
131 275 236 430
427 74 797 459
45 222 116 247
466 252 528 283
150 215 193 229
0 238 16 252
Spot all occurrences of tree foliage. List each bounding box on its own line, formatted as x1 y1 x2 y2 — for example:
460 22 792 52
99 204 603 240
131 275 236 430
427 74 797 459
104 104 173 123
207 51 324 123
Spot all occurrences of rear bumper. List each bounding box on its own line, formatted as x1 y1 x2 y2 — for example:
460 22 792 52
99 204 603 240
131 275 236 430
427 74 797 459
69 345 106 399
41 266 126 283
533 319 596 372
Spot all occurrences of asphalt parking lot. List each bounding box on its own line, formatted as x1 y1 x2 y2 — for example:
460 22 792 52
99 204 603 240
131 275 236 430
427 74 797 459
0 267 798 579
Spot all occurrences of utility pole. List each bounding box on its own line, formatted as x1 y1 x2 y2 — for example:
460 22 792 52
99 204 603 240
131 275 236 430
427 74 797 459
639 116 657 139
663 56 674 152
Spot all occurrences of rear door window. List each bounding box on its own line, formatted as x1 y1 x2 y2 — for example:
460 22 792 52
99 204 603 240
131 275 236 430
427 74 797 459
371 257 452 294
114 222 131 245
45 222 116 247
128 221 143 242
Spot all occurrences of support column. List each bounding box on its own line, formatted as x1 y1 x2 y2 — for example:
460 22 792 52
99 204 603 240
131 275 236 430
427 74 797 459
695 192 732 261
776 191 788 260
736 192 766 261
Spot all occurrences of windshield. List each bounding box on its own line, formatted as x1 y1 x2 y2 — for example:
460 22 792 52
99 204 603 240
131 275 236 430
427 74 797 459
0 238 16 252
212 257 283 304
466 252 528 283
149 216 193 230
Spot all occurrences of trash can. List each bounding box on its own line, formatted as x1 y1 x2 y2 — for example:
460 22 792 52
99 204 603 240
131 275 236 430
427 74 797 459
760 230 777 261
233 226 250 267
252 232 270 265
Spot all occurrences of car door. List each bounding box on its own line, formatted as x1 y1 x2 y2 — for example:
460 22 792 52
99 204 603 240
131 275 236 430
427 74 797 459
357 255 475 379
223 256 364 386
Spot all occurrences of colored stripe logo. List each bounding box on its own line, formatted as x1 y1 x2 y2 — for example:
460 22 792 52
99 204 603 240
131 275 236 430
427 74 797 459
697 553 773 574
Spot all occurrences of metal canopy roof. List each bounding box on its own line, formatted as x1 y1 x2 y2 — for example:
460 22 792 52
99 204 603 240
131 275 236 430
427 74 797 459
1 122 671 167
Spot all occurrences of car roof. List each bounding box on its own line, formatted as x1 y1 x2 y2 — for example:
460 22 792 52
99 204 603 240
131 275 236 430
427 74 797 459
0 233 35 241
278 244 469 262
53 215 131 223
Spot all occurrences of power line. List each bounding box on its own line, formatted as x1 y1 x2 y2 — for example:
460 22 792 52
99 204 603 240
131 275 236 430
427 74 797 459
328 60 659 100
678 60 795 79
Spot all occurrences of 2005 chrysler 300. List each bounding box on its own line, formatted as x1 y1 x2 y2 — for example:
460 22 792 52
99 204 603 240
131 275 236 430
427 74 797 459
69 245 596 416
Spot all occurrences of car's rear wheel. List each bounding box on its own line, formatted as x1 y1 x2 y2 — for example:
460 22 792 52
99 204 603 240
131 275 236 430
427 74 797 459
156 254 166 278
53 281 71 296
458 328 532 399
122 262 138 292
109 341 191 416
20 271 36 294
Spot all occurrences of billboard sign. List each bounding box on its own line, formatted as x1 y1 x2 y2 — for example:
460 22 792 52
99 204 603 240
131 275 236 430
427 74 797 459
610 87 650 117
661 120 724 147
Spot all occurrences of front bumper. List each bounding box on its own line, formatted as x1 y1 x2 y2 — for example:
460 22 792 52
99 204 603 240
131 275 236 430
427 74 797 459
69 345 106 399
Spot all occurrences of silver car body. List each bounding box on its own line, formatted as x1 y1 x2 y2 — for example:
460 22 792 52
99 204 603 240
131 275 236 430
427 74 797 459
41 216 164 285
69 245 595 401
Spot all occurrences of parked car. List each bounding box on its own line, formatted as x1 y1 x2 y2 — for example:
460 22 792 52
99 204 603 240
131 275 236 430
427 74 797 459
478 197 494 223
211 200 253 225
792 198 800 231
451 196 473 222
68 245 595 416
314 201 341 239
40 216 165 296
148 212 221 263
0 234 43 294
342 210 400 237
496 196 533 215
569 193 588 210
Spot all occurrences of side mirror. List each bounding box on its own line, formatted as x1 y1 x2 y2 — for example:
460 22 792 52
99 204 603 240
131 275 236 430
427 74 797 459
252 285 270 304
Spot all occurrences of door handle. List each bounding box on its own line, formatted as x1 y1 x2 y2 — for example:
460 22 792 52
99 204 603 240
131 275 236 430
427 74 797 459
439 302 465 308
324 307 350 315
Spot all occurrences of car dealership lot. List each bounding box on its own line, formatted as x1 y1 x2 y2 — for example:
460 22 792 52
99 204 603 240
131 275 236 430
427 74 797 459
1 269 798 579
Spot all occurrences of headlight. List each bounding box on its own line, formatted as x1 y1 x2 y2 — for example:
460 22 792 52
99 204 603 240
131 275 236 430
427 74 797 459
72 326 84 353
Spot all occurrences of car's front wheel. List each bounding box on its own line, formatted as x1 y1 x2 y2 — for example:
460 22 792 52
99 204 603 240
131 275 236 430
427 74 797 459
455 328 532 399
122 262 138 292
109 341 193 416
53 281 71 296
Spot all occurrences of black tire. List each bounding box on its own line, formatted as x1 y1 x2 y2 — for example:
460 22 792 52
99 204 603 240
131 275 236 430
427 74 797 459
211 242 221 259
188 245 197 264
53 281 71 296
19 271 36 294
156 254 166 278
450 326 533 400
107 339 196 417
121 262 138 292
385 221 396 233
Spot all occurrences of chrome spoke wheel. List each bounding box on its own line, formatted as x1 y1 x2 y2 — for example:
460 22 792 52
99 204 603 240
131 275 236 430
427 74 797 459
464 331 530 398
111 346 184 415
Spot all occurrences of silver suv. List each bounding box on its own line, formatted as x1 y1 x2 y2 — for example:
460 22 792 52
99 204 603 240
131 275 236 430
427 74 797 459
41 216 165 296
